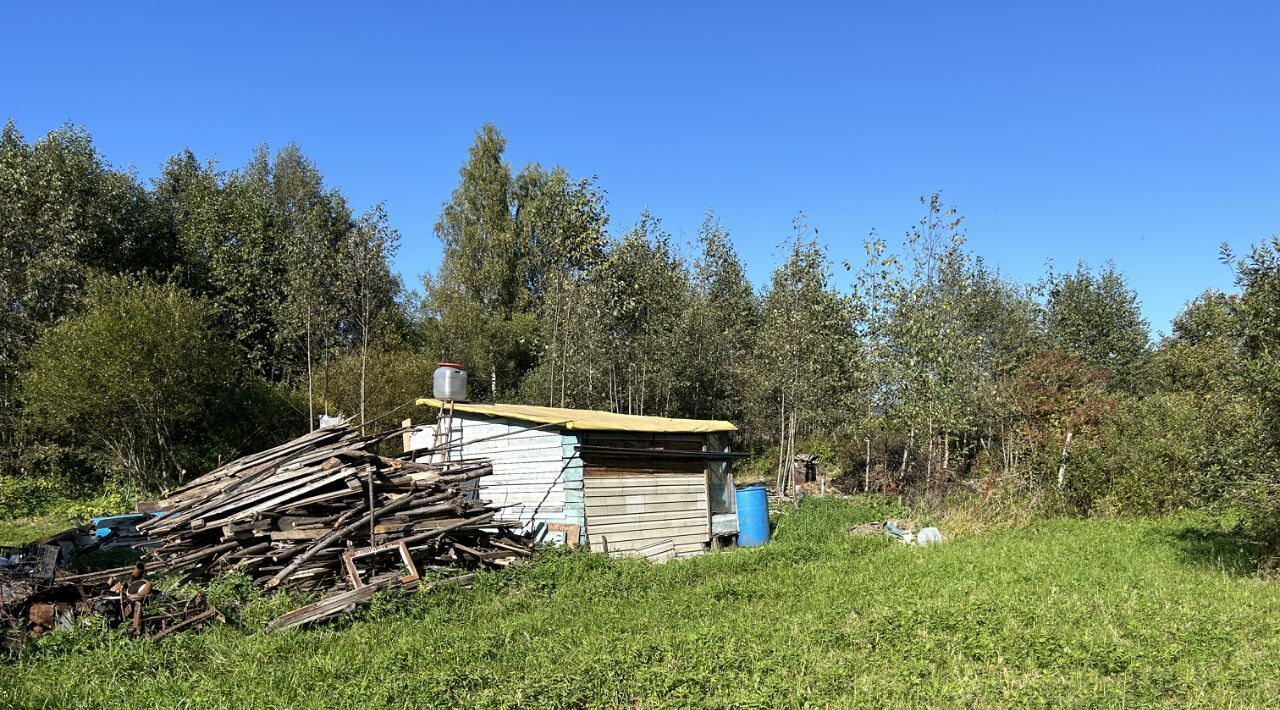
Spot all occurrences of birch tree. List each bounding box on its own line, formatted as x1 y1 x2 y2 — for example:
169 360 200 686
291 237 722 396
428 124 525 400
681 212 759 422
338 204 400 431
749 219 862 491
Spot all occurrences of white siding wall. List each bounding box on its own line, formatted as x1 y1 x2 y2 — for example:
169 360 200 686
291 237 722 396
410 416 577 533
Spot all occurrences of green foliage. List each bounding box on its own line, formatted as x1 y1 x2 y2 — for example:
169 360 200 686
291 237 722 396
1044 262 1152 392
678 212 760 423
519 209 704 416
748 220 862 445
882 195 982 446
4 500 1279 707
0 122 173 475
583 212 694 416
0 122 398 492
0 513 82 546
426 124 534 399
0 475 71 521
6 117 1280 558
1070 392 1255 514
199 569 304 630
319 347 437 431
0 482 134 545
1224 239 1280 546
513 166 611 408
21 276 300 490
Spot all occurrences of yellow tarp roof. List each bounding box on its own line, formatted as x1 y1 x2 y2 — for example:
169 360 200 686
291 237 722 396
415 399 737 434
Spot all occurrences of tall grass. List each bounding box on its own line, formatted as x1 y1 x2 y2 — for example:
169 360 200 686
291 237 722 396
4 497 1279 708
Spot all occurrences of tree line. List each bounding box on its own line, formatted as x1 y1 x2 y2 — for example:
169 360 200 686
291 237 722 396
4 121 1280 547
0 122 404 494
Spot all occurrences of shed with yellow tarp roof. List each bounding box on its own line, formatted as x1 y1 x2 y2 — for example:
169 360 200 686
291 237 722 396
408 399 743 560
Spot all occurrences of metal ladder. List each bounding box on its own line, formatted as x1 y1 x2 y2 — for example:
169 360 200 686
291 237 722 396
432 401 462 464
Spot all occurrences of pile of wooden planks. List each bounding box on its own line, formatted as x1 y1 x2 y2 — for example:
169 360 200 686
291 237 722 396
131 423 533 628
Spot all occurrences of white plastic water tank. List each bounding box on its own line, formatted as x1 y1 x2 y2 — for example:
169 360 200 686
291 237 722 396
433 363 468 401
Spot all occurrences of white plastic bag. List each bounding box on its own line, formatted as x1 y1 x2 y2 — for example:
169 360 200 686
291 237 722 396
916 527 943 546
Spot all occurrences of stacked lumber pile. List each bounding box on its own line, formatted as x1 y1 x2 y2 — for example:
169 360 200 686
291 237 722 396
129 424 532 630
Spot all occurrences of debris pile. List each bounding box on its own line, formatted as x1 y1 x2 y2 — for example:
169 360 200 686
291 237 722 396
0 544 58 613
4 549 223 647
849 519 944 546
3 424 534 641
18 562 223 641
134 424 531 630
1 512 154 617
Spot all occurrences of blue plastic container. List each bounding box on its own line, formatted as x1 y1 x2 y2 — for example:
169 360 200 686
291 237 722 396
735 486 770 547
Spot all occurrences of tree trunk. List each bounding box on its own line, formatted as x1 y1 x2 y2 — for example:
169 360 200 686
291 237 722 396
775 392 787 495
926 423 934 492
943 432 950 474
561 282 573 408
788 409 798 505
864 437 871 493
899 424 914 486
1056 431 1074 489
359 311 368 434
306 302 314 432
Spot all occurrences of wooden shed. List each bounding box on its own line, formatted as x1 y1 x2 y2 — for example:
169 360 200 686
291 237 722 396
409 400 741 560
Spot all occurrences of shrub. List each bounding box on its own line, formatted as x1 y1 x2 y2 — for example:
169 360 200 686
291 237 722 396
1068 391 1262 516
21 276 304 491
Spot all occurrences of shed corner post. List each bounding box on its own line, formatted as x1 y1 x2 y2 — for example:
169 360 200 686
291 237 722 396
562 430 586 546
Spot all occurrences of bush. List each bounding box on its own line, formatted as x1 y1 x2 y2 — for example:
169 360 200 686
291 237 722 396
21 276 305 491
1068 391 1262 515
0 474 135 521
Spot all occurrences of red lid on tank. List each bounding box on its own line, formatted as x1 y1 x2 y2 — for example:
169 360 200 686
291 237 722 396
437 362 466 369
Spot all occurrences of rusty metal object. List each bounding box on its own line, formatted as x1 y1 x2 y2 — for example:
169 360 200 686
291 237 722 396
126 579 152 601
27 603 55 628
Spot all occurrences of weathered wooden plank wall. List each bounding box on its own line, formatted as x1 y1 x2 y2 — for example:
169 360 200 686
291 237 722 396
579 432 715 558
583 473 710 557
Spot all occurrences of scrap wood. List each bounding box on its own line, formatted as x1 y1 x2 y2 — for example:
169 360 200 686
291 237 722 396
265 577 389 633
342 540 419 589
265 572 477 634
7 567 225 643
4 423 534 641
132 423 532 630
148 602 224 641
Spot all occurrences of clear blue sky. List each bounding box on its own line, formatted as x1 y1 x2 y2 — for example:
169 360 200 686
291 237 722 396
4 2 1278 333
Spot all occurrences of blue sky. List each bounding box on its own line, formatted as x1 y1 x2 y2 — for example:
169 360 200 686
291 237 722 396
4 2 1277 333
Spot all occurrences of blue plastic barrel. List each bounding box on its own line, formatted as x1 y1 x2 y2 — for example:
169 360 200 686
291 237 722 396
735 486 770 547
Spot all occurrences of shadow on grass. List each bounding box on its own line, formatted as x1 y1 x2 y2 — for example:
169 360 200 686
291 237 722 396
1167 523 1264 576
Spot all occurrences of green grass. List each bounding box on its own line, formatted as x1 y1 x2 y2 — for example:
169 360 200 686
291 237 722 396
0 513 81 546
3 497 1280 708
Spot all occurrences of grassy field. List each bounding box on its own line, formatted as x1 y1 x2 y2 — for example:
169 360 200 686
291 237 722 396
3 497 1280 708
